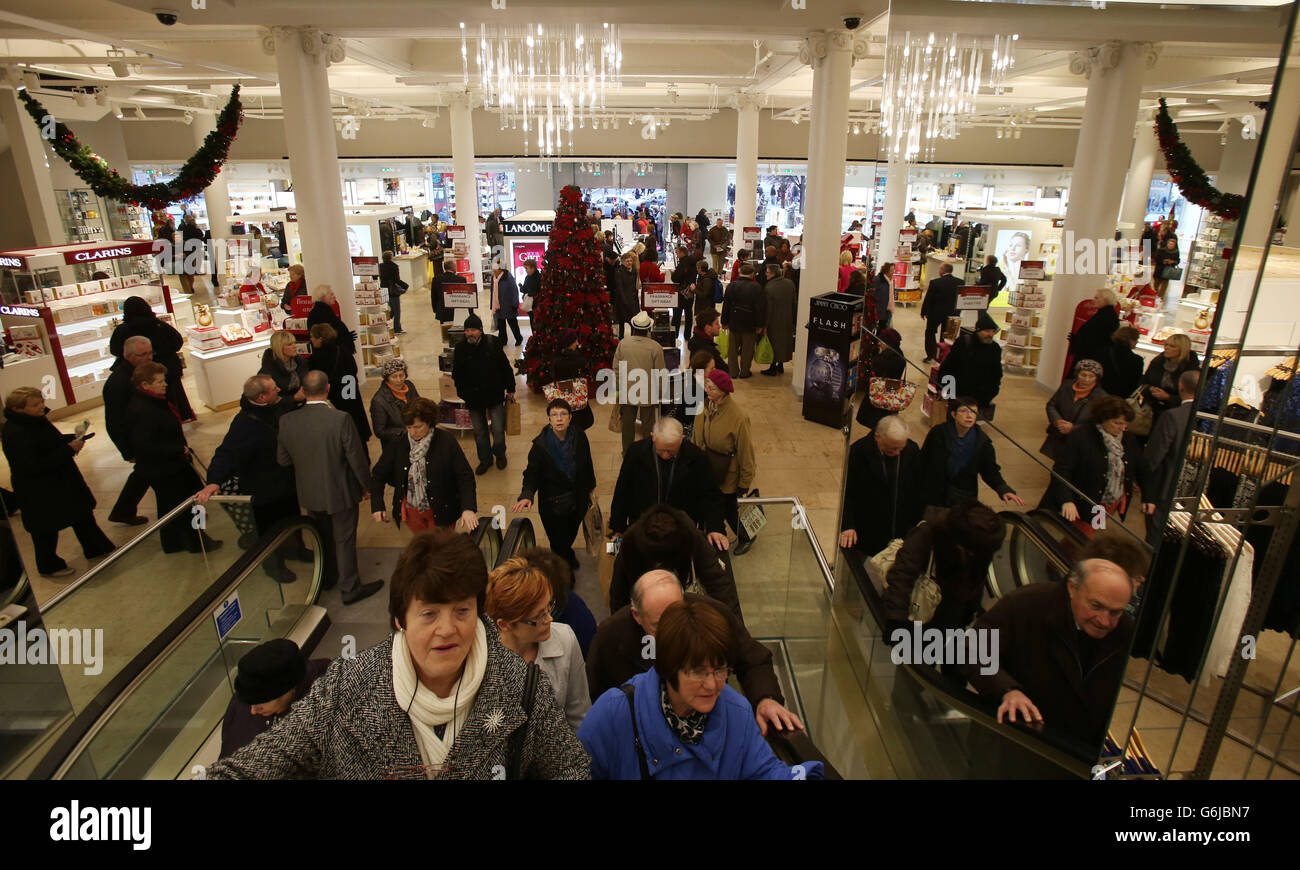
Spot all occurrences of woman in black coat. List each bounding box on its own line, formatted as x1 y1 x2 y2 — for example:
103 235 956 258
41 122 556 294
307 323 371 443
368 358 420 451
613 255 640 338
1040 359 1108 462
126 363 220 554
109 295 195 421
513 399 597 572
1140 334 1199 418
1099 326 1145 399
1068 288 1120 369
856 328 908 430
259 331 309 411
551 330 595 432
1040 396 1142 531
370 398 478 534
1 387 114 576
305 286 358 355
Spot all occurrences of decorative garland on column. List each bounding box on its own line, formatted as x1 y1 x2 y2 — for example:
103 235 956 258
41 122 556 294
17 84 244 210
1154 98 1246 220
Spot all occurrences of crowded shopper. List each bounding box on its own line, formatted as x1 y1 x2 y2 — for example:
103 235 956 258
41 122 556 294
1040 359 1108 463
729 247 751 282
761 262 797 376
1099 325 1145 399
279 264 308 315
196 375 308 583
839 415 923 557
836 249 856 293
671 244 700 337
305 285 358 355
687 309 728 374
370 397 478 535
277 370 382 606
608 503 739 617
608 418 726 546
207 532 590 779
429 258 464 324
977 254 1007 302
487 555 591 731
588 575 800 733
1040 396 1141 530
379 251 407 335
308 323 372 444
518 547 597 656
1141 371 1200 543
937 312 1003 421
103 336 153 526
918 397 1025 509
721 262 767 378
578 598 819 780
259 330 309 411
612 252 642 339
692 259 723 318
2 387 115 577
883 500 1006 636
707 218 730 273
612 311 665 455
514 398 597 572
490 261 524 346
1152 235 1181 303
1140 333 1200 420
1068 288 1120 372
127 362 219 554
219 638 330 759
693 370 757 557
110 295 194 422
452 314 517 475
369 359 422 451
855 328 907 429
873 263 895 330
551 329 595 432
920 263 962 363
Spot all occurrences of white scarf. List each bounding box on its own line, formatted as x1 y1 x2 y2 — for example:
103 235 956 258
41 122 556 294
390 621 488 777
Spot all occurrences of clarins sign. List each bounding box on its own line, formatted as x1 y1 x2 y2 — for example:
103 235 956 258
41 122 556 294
0 255 26 270
61 240 158 264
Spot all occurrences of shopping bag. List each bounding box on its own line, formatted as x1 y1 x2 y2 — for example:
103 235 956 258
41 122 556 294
521 294 534 313
715 329 730 360
608 403 623 433
598 536 617 607
868 377 917 412
1127 387 1154 437
738 489 767 539
754 336 774 365
543 378 589 411
581 502 604 557
504 396 521 436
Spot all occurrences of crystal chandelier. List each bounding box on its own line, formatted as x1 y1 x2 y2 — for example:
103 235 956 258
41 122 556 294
460 21 623 159
879 31 1016 162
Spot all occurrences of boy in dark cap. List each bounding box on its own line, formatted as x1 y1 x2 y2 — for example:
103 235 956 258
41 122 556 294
937 310 1004 422
220 639 330 758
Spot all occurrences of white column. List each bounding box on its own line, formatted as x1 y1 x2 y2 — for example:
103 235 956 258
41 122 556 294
792 29 867 398
0 88 66 248
263 26 357 337
1117 110 1160 235
449 91 487 326
1039 41 1156 390
733 94 761 239
194 114 233 240
877 155 909 269
1217 118 1260 196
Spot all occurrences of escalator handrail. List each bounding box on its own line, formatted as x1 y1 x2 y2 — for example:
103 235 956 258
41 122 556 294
469 516 500 548
996 510 1077 579
1026 508 1092 549
27 511 322 780
41 494 253 615
842 544 1094 777
737 496 833 594
497 517 535 569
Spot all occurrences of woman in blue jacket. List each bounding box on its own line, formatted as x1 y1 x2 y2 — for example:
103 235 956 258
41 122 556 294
577 598 821 780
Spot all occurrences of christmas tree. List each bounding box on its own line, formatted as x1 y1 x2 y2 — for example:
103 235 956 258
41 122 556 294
522 185 618 391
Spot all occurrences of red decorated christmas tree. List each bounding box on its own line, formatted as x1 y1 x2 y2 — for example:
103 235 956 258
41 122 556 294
522 185 618 391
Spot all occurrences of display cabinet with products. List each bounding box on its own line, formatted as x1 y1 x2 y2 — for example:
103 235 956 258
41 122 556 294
1187 214 1238 295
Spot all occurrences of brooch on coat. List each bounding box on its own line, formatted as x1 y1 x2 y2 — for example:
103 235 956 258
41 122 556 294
484 708 505 733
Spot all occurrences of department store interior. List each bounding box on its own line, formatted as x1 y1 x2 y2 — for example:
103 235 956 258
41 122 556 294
0 0 1298 784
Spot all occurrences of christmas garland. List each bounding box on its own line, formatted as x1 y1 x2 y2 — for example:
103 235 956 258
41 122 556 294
1154 98 1246 220
17 84 244 210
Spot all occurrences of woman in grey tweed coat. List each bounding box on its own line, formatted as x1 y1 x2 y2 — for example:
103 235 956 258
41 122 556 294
207 532 590 780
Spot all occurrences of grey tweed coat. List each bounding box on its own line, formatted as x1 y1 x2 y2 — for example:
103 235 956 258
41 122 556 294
207 618 591 780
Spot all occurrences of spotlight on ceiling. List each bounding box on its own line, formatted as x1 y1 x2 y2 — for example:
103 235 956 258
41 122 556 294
74 89 91 107
107 48 130 78
95 88 108 107
133 105 146 120
112 103 124 119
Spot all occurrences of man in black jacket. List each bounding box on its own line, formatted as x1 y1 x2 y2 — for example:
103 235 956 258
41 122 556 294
178 211 205 296
976 255 1007 302
429 258 465 324
920 262 963 362
452 314 516 475
588 579 804 735
686 309 728 374
1140 371 1199 544
721 262 768 378
489 263 523 345
937 312 1003 419
608 416 726 545
839 415 923 556
103 336 153 526
670 244 700 338
197 375 308 582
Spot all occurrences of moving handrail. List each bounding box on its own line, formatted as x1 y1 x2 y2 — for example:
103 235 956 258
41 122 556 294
497 517 536 568
23 511 326 780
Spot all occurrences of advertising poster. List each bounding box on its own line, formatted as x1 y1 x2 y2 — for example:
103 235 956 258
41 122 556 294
346 225 373 257
995 229 1032 283
511 241 547 284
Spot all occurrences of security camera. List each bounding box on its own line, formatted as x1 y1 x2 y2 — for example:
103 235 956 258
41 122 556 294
844 17 862 30
153 9 179 25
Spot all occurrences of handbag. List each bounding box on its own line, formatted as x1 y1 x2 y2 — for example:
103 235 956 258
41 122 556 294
704 447 733 486
868 376 917 412
543 490 579 516
543 378 588 411
908 553 943 624
520 294 534 313
1159 265 1183 281
1127 387 1154 437
869 537 906 590
581 501 604 557
392 278 409 297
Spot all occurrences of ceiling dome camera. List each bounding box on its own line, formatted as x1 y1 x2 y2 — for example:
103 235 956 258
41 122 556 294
153 9 179 25
844 17 862 30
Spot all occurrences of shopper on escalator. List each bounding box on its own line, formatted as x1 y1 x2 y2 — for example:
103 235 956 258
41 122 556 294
579 597 821 780
608 418 726 548
917 398 1025 510
607 504 740 620
1039 395 1142 534
513 399 596 573
220 638 329 758
519 547 597 657
839 414 923 558
370 397 478 535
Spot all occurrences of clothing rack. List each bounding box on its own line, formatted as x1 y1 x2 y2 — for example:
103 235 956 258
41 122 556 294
1265 356 1296 381
1186 430 1295 487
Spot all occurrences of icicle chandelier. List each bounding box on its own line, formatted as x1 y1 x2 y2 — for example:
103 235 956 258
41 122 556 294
459 21 623 159
880 31 1016 162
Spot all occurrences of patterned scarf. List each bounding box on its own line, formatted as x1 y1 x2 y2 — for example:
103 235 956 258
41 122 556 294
406 432 432 512
660 679 708 745
1099 427 1126 505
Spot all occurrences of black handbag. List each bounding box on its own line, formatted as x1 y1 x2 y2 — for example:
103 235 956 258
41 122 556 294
705 447 734 486
543 489 579 516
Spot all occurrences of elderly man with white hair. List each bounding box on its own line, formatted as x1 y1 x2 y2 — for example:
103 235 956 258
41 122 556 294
103 334 155 525
839 415 923 556
586 570 804 736
959 538 1145 748
608 416 726 548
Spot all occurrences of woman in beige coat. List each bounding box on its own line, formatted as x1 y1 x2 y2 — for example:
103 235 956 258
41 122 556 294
693 369 758 556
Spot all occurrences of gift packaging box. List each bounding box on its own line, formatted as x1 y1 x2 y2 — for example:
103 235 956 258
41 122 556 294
9 325 41 341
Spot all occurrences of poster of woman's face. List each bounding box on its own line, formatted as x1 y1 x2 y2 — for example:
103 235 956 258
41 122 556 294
996 229 1031 279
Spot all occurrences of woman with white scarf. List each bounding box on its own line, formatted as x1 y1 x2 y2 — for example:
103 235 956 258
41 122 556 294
206 531 591 780
371 397 479 533
1040 395 1144 536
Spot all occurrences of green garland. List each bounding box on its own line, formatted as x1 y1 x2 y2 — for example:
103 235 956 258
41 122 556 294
17 84 244 210
1154 98 1246 220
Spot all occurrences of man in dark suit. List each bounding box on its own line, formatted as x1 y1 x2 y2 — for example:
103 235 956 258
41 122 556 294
920 262 963 363
670 244 700 338
608 416 726 548
1140 370 1200 544
489 263 523 345
276 370 382 605
721 262 767 378
429 258 465 324
103 335 153 526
